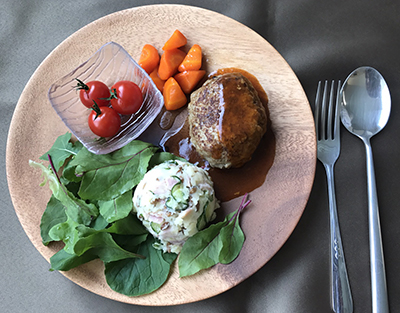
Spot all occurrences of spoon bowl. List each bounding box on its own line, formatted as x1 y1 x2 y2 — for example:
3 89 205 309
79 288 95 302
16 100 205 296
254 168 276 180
340 66 391 313
341 66 391 139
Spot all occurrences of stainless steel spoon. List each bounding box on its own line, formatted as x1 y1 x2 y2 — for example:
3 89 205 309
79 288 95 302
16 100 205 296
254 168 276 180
340 66 391 313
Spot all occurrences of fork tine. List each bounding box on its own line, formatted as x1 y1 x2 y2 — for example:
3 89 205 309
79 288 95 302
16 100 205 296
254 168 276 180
320 80 329 140
327 80 335 140
314 81 322 140
334 80 342 140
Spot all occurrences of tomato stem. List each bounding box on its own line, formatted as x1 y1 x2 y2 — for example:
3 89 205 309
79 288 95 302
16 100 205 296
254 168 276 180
91 100 102 119
75 78 89 91
105 88 118 100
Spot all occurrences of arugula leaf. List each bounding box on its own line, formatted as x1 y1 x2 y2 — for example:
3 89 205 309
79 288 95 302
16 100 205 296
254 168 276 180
50 247 98 271
105 236 177 296
178 195 251 277
39 132 81 172
98 190 133 223
68 140 159 201
40 195 67 245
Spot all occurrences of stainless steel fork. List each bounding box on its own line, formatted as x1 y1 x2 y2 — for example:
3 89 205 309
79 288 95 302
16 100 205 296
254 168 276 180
315 80 353 313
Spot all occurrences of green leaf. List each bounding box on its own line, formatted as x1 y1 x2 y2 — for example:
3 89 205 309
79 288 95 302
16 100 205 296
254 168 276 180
69 140 158 201
105 213 148 236
105 237 177 296
49 216 81 254
29 160 98 225
50 247 97 271
148 151 186 169
62 162 82 183
98 190 133 223
39 132 81 171
179 195 251 277
178 219 226 277
90 214 109 230
73 232 144 262
63 181 81 197
40 195 67 245
112 233 148 252
218 212 245 264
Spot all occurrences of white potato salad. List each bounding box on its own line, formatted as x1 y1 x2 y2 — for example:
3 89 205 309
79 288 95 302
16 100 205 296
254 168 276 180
133 159 219 254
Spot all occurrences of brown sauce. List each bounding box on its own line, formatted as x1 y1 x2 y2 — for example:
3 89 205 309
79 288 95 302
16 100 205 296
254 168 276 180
210 68 269 110
162 68 276 202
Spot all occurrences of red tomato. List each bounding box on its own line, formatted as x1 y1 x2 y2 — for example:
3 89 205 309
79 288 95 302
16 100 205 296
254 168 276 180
76 79 110 108
88 106 120 137
110 81 143 115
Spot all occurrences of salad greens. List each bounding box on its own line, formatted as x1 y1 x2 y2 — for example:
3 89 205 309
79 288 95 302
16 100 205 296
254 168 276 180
178 196 250 277
30 132 250 296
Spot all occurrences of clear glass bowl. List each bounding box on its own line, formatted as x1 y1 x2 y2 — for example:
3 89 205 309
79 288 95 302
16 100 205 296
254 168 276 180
48 42 164 154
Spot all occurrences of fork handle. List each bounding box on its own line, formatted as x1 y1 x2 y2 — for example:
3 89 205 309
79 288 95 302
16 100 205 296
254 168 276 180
363 138 389 313
324 163 353 313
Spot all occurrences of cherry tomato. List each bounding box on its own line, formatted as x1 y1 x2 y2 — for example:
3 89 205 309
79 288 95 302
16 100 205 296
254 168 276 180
76 79 110 108
88 106 120 138
110 80 143 115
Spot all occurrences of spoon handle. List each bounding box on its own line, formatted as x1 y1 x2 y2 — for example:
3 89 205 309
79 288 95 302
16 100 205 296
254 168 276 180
324 163 353 313
364 138 389 313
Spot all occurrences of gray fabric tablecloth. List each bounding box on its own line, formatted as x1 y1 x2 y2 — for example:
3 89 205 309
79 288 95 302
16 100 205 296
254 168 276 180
2 1 400 312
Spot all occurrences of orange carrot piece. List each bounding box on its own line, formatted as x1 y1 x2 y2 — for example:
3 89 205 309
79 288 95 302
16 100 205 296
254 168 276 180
163 77 187 110
138 44 160 74
149 66 165 92
178 44 202 72
162 30 187 50
158 49 186 80
174 70 206 94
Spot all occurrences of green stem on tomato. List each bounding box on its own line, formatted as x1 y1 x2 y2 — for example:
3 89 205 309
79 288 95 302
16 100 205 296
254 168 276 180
91 100 102 119
105 88 118 100
75 78 89 91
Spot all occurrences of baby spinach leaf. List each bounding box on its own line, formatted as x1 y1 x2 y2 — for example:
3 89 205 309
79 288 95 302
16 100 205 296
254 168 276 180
40 195 67 246
178 195 251 277
218 211 245 264
105 236 177 296
73 232 144 262
50 247 98 271
148 151 186 169
39 132 81 172
90 214 109 230
178 218 226 277
162 250 179 264
112 233 148 252
105 213 147 236
98 190 133 223
69 140 159 201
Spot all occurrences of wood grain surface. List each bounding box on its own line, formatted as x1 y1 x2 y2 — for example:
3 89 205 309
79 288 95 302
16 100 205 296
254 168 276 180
6 4 316 306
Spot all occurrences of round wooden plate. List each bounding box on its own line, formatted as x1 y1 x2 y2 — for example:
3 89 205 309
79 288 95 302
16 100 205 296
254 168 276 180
6 5 316 306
